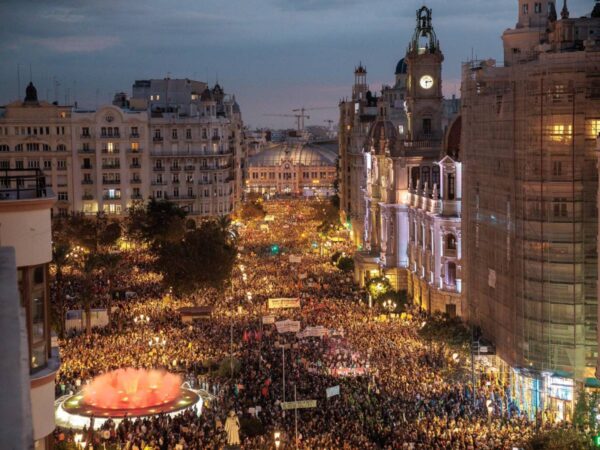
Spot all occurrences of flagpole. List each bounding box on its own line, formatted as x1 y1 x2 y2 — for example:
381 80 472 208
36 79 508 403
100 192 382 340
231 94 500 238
294 384 298 449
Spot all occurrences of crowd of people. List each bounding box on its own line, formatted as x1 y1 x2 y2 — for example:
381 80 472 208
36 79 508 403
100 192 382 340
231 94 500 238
53 199 567 449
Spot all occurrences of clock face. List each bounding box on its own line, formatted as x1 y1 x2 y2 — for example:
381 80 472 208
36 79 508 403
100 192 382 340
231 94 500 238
420 75 434 90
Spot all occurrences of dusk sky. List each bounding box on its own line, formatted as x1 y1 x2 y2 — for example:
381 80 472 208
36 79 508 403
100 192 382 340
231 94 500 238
0 0 591 129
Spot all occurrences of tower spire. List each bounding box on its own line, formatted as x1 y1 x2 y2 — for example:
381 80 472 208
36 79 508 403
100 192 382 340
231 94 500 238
561 0 569 19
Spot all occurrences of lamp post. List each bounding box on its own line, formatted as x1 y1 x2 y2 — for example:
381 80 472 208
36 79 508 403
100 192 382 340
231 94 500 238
383 299 397 316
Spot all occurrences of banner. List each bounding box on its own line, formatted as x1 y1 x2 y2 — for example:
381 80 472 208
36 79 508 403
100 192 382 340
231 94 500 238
289 255 302 264
262 315 276 325
268 298 300 309
275 320 301 334
326 385 340 398
329 367 367 377
297 326 328 339
281 400 317 410
299 273 307 280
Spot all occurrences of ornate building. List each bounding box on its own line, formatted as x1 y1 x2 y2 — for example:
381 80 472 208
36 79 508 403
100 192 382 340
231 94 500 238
462 0 600 420
245 141 337 197
352 7 462 319
0 78 244 219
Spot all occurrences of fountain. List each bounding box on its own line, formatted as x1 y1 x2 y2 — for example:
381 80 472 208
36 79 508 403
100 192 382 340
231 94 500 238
56 368 202 429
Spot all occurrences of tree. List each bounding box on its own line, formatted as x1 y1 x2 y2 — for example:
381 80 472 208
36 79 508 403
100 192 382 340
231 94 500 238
95 252 122 325
367 276 392 302
527 428 591 450
54 213 121 252
125 198 187 247
51 242 71 338
159 219 237 296
78 253 102 336
240 196 266 221
575 389 590 431
337 256 355 273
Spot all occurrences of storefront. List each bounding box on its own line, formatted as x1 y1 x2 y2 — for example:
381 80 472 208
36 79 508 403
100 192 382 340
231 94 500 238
543 372 574 423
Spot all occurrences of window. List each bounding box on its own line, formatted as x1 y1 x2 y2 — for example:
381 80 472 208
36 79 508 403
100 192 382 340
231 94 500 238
15 160 24 169
186 129 192 139
447 234 457 250
172 129 178 139
43 160 52 169
57 144 66 152
523 3 529 14
446 262 457 286
173 187 179 197
28 160 40 169
534 2 542 13
0 161 10 169
82 127 90 136
447 174 455 200
422 118 432 135
133 187 140 197
586 119 600 139
58 192 68 201
57 160 66 169
553 198 568 217
0 145 9 152
131 126 139 136
552 160 562 177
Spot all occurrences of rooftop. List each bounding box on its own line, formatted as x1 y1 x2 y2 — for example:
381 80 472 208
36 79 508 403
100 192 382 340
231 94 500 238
247 141 338 167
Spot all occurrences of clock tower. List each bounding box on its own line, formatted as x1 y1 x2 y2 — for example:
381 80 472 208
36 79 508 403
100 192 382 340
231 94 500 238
405 6 444 141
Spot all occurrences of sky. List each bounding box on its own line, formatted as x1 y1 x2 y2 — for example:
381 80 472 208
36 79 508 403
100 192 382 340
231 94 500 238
0 0 592 129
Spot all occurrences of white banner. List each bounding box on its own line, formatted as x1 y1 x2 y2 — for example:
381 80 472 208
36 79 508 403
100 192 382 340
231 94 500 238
275 320 301 334
326 385 340 398
281 399 317 410
262 315 276 325
289 255 302 264
329 367 367 377
268 298 300 309
297 326 328 339
299 273 307 280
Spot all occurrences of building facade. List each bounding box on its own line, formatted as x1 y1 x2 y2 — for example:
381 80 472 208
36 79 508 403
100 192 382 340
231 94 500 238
462 0 600 420
352 6 462 319
0 168 59 449
245 141 337 197
0 78 244 219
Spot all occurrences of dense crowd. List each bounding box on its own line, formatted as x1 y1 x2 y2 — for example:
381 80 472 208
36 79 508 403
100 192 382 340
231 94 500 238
54 199 564 449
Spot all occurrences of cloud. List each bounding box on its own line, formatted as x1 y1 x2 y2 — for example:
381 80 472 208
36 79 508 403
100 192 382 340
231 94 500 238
273 0 362 11
39 8 85 23
31 35 120 53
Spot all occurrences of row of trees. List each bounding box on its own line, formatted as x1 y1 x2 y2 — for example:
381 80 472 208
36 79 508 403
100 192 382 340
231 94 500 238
51 199 238 336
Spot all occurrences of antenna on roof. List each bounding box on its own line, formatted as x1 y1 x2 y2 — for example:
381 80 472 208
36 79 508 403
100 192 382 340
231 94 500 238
17 64 21 100
29 64 32 83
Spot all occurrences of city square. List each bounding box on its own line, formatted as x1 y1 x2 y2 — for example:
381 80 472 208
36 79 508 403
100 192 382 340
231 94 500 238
2 0 600 449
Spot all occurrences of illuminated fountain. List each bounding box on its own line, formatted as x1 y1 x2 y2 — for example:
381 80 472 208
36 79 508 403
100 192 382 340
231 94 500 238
56 368 202 429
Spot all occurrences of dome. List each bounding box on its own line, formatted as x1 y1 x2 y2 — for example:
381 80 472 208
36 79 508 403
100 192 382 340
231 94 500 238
247 141 337 168
368 117 399 155
395 58 407 75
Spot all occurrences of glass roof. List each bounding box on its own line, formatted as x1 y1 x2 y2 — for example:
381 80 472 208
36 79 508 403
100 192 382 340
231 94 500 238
247 141 338 167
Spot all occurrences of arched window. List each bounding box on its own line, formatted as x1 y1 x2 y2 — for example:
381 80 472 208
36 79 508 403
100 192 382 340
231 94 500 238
446 234 457 250
42 144 51 152
421 166 430 189
446 262 457 286
0 144 9 152
56 144 66 152
15 144 23 152
432 166 440 191
411 166 420 189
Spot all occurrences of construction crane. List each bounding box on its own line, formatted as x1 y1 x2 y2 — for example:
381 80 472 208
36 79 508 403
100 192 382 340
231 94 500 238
263 113 310 131
324 119 335 129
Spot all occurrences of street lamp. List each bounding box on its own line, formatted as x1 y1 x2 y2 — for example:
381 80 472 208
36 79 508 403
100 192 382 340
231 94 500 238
383 299 397 315
134 314 150 325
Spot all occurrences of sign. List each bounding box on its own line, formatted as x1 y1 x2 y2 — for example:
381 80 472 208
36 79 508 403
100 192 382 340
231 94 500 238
289 255 302 264
326 385 340 398
268 298 300 309
262 315 276 325
297 326 328 339
281 400 317 410
275 320 301 334
299 273 307 280
488 269 496 288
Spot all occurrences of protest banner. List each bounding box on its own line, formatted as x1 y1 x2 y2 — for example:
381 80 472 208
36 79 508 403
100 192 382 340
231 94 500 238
268 298 300 309
326 385 340 398
262 315 276 325
297 326 328 339
281 400 317 410
289 255 302 264
275 320 301 334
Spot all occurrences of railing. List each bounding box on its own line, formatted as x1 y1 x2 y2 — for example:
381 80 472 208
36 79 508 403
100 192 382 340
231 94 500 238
130 179 142 184
100 133 120 139
153 136 163 142
103 195 121 200
78 148 95 153
82 194 94 200
130 133 140 138
170 166 181 171
130 163 141 169
0 168 49 200
101 164 120 170
101 149 120 154
153 166 165 172
127 148 142 153
80 134 92 139
131 194 142 199
151 181 167 186
81 165 93 170
102 179 121 185
81 180 94 185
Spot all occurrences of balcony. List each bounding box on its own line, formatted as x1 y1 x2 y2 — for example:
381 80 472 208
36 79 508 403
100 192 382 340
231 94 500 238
130 179 142 184
78 148 95 154
153 166 165 172
131 194 142 200
81 179 94 185
81 164 93 170
153 136 163 142
184 165 195 171
170 166 181 171
100 133 120 139
82 194 94 200
102 179 121 185
127 148 142 153
130 163 141 169
130 133 140 138
102 164 120 170
56 166 67 171
0 168 52 201
171 195 196 200
103 195 121 200
80 134 92 139
151 180 167 186
172 179 180 184
101 148 120 154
